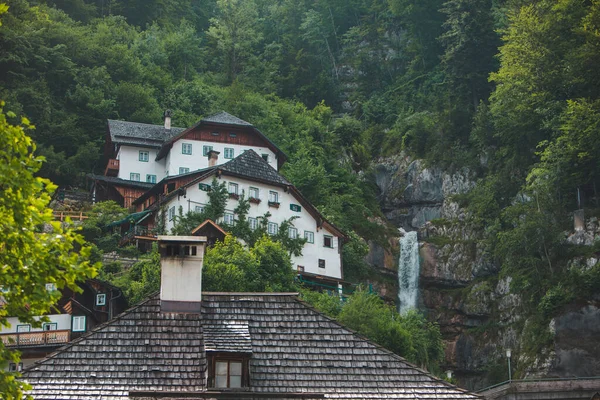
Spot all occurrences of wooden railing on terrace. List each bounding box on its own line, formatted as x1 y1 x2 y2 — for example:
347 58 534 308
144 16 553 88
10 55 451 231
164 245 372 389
53 211 90 222
0 330 70 347
119 225 156 246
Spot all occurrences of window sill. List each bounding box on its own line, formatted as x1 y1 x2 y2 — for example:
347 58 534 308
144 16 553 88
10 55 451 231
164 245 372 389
249 197 261 204
228 193 240 200
268 201 280 209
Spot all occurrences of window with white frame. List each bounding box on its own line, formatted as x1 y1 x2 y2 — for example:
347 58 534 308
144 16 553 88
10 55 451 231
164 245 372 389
43 322 57 331
228 182 239 195
324 235 333 248
249 217 258 231
45 283 56 292
139 151 149 162
304 231 314 243
182 143 192 155
96 293 106 306
288 227 298 239
168 206 175 221
224 213 235 226
195 205 204 213
267 222 278 235
146 174 157 184
269 191 279 203
72 316 86 332
224 147 234 159
179 167 190 174
16 324 30 333
203 145 213 156
249 187 259 199
130 173 140 181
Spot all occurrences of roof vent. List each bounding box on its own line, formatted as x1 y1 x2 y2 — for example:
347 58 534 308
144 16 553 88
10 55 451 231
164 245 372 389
163 109 172 130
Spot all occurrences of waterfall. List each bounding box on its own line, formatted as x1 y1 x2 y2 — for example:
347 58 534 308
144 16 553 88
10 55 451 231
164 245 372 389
398 231 420 314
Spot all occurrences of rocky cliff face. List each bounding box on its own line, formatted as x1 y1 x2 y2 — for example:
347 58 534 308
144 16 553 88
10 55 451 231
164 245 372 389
368 155 600 390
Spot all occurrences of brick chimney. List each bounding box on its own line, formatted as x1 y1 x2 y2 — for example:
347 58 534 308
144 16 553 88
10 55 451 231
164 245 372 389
158 235 207 313
208 150 220 167
163 109 172 130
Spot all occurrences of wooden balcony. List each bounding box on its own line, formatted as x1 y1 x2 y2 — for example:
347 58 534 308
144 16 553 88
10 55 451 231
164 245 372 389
0 330 70 348
105 158 120 176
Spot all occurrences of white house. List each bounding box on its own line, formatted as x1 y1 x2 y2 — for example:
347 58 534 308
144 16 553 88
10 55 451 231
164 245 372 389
93 112 345 283
135 150 344 279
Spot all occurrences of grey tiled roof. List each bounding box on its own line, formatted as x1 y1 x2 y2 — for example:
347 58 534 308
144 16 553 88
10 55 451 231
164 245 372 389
24 293 480 399
202 111 253 127
89 174 155 190
108 120 185 147
219 150 290 186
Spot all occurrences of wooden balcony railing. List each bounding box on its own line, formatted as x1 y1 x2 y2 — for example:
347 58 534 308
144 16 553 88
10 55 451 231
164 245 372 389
104 158 120 176
53 211 90 222
0 330 70 347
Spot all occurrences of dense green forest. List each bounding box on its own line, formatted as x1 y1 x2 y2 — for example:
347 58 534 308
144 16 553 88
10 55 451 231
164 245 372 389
2 0 600 379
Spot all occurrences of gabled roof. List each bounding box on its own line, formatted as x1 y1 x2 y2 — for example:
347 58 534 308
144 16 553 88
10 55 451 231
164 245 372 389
219 149 290 186
155 112 287 165
107 120 185 148
23 293 480 399
191 219 228 236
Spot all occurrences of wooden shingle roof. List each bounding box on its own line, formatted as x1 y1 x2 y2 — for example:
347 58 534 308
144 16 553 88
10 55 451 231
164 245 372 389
23 293 480 399
107 120 185 148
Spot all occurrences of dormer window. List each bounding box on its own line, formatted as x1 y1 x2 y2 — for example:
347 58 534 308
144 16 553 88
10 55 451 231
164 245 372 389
208 355 249 389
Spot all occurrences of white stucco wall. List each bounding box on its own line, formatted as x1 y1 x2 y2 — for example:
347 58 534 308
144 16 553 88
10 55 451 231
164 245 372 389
116 146 166 182
0 314 72 334
166 140 278 176
163 175 342 279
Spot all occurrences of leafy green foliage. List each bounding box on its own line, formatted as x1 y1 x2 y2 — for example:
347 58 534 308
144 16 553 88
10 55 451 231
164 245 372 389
0 103 96 398
203 235 297 292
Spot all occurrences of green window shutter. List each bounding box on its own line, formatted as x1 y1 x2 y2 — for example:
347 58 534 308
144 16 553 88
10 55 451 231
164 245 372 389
290 204 301 212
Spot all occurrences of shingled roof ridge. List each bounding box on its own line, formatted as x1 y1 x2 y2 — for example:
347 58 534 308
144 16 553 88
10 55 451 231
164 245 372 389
292 295 481 396
107 119 181 129
23 292 161 373
201 111 253 126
